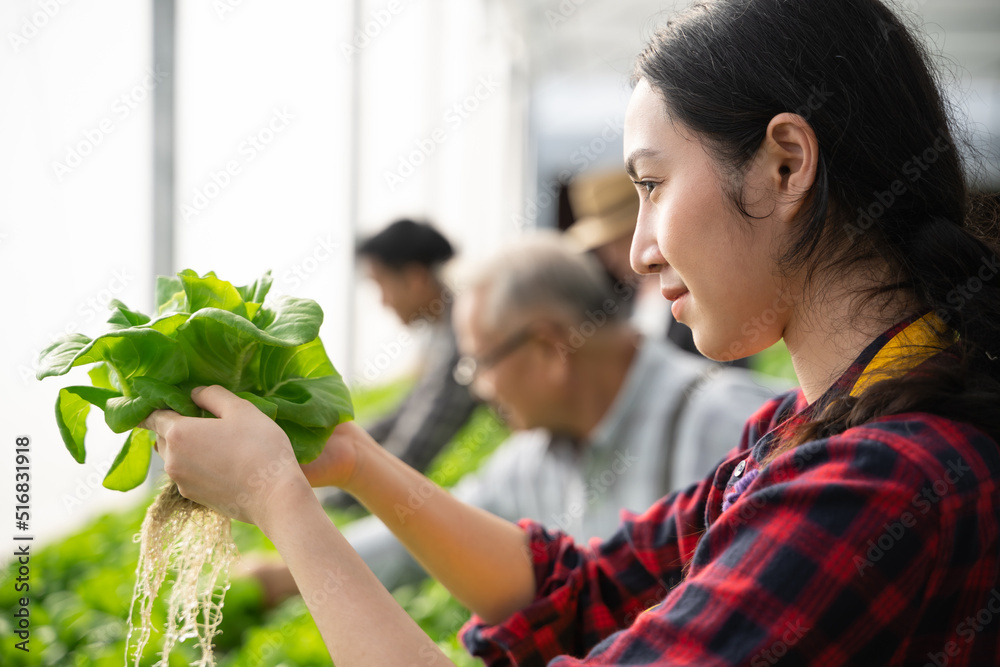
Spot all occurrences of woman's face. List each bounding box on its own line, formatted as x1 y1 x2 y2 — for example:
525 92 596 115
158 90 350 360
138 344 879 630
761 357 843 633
625 78 792 361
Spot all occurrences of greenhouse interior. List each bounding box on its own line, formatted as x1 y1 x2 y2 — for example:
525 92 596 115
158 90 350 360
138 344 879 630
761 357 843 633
2 0 999 665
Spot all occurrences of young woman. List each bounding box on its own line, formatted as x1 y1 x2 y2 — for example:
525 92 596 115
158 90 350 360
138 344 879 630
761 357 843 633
143 0 1000 664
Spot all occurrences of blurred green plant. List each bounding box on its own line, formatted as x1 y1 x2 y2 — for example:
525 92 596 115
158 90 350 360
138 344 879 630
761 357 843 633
749 339 797 383
0 503 196 667
1 381 506 666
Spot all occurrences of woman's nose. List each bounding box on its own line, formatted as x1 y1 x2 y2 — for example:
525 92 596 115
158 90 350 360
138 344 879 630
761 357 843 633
630 210 666 275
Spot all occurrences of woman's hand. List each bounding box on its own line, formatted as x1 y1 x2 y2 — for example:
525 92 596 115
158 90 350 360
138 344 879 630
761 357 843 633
142 385 313 526
299 420 373 492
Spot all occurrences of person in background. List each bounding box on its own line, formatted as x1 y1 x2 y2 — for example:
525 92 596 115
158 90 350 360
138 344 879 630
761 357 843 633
251 235 784 602
327 219 479 506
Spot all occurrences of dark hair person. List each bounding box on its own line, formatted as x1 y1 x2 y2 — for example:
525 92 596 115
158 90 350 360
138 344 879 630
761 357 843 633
141 0 1000 664
356 218 455 270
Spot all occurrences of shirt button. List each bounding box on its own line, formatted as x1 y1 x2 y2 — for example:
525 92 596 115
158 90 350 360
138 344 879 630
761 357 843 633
733 460 746 478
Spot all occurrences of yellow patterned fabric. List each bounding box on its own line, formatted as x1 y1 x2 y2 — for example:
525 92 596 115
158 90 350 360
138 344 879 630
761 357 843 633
849 312 955 398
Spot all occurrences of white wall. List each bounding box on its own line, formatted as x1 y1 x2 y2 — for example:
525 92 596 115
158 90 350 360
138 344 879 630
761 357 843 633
0 0 525 548
1 1 155 545
347 0 525 390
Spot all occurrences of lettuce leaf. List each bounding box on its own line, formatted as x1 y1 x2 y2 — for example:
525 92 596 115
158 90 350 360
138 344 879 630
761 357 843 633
37 269 354 491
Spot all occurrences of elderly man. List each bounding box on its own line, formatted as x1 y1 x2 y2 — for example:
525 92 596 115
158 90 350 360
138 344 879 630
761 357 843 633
251 236 784 600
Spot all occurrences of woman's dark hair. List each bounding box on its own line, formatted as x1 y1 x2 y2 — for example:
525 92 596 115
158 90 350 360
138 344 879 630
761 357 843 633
633 0 1000 449
357 219 454 270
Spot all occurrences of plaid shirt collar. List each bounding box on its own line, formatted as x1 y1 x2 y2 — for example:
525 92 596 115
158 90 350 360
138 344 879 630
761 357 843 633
764 312 950 450
718 313 951 516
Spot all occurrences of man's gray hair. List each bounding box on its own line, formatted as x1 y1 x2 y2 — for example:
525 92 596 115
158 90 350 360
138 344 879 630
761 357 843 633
459 233 627 333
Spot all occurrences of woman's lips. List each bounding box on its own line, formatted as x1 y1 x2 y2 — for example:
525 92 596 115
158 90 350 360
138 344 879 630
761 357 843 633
660 287 688 302
661 287 690 321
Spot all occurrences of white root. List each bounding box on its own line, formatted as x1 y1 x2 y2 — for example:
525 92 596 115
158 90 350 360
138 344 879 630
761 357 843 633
126 480 239 667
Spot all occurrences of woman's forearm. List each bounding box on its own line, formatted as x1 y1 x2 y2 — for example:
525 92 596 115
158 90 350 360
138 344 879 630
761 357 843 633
343 433 537 624
257 483 455 665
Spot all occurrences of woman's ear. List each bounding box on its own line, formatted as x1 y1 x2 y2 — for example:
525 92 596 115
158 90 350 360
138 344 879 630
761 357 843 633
758 112 819 222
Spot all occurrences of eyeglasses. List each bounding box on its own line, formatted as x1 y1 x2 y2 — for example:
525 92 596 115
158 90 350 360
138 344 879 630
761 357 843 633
453 327 535 386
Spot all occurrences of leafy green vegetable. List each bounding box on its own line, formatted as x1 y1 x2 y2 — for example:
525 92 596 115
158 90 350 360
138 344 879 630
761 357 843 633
38 269 353 492
104 428 155 492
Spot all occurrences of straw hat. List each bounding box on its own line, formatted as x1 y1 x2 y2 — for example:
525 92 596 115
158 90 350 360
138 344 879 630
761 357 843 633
565 170 639 251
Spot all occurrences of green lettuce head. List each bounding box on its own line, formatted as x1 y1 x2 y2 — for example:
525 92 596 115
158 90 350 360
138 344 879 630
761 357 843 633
37 269 354 491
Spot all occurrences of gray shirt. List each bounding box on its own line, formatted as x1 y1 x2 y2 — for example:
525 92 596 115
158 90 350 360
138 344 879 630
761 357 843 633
342 338 788 588
366 310 479 473
325 309 480 509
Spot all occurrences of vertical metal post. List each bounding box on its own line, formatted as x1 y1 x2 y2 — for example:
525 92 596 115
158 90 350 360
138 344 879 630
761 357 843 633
344 0 363 382
152 0 175 282
149 0 175 483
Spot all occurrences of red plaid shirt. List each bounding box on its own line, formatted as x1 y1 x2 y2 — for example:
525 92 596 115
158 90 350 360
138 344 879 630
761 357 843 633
460 319 1000 665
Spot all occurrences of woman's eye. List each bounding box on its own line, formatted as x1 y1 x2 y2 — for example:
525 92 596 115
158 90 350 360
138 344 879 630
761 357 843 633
633 180 657 198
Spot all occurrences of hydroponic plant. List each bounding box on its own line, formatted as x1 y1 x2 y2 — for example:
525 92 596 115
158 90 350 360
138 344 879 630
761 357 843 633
36 269 353 667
